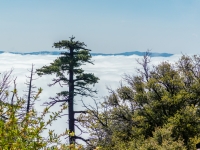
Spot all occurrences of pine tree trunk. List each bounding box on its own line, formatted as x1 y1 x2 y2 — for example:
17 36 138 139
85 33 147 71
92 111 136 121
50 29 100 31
68 48 75 144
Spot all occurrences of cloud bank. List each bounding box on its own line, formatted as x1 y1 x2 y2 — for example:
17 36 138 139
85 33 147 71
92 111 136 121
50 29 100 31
0 53 189 143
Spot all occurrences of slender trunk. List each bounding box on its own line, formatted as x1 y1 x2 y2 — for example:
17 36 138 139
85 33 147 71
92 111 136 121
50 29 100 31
26 64 33 114
68 48 75 144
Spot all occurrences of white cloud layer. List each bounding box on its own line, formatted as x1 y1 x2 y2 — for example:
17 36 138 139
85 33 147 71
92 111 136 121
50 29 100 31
0 53 192 144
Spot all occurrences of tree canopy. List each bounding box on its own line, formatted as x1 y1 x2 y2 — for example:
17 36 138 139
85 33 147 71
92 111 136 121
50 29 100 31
36 36 99 144
80 54 200 150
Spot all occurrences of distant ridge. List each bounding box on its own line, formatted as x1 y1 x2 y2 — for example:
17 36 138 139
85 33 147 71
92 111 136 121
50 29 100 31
0 51 173 57
90 51 173 57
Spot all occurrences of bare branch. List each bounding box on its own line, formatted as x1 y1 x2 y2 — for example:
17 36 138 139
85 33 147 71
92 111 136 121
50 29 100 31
74 111 87 114
0 69 14 102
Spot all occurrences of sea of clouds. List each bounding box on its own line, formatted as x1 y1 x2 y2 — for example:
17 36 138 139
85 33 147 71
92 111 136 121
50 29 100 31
0 52 189 144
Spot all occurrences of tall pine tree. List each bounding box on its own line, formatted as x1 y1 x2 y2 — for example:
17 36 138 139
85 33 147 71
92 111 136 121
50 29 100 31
36 36 99 144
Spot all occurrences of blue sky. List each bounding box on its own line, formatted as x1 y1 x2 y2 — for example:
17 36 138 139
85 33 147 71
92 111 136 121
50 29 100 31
0 0 200 54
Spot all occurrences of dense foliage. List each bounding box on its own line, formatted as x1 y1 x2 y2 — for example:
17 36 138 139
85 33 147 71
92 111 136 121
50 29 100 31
0 69 83 149
0 81 77 149
80 54 200 149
